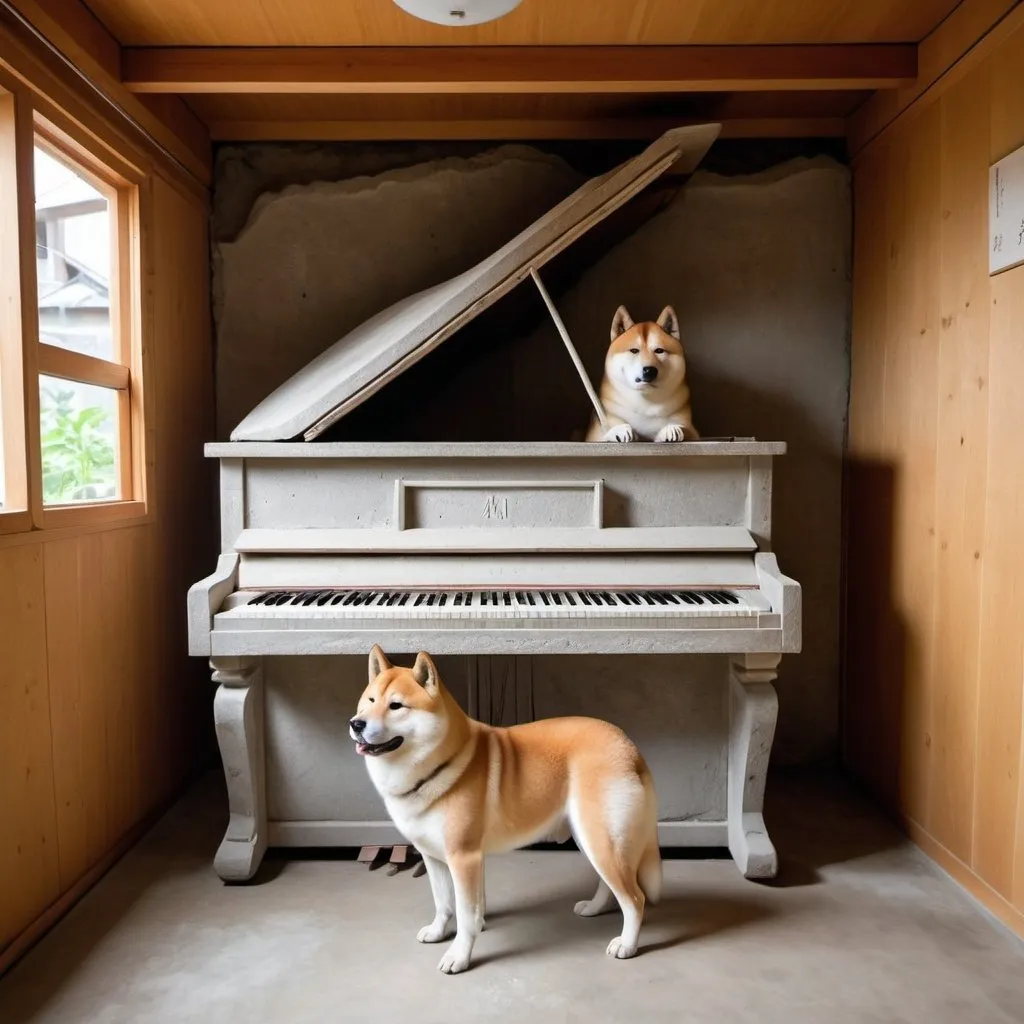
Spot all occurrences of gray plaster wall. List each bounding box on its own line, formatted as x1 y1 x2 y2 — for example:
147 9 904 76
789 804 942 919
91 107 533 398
212 142 850 766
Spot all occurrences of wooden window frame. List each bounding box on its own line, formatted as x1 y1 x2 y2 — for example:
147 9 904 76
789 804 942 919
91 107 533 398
0 70 151 536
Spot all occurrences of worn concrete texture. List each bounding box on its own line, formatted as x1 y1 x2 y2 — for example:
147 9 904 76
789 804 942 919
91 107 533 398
212 144 850 766
214 145 584 438
2 771 1022 1024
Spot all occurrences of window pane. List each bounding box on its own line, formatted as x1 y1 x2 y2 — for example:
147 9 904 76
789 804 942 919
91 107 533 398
40 375 119 505
34 146 114 361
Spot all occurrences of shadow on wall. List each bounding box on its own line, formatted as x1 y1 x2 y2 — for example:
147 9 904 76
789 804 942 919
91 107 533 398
842 458 908 814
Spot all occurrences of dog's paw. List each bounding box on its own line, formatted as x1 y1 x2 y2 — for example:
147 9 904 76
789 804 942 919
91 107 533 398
604 424 636 443
654 424 687 443
417 919 454 943
606 936 638 960
437 945 472 974
574 899 611 918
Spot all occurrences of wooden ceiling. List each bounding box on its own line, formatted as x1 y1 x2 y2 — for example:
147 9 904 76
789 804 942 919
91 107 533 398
84 0 959 47
18 0 962 148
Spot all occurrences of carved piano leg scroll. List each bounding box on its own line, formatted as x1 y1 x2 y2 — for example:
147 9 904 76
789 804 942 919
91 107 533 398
211 657 267 882
727 653 781 880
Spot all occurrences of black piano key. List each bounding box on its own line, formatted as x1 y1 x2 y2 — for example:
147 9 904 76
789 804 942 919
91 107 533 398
299 591 323 606
398 593 410 606
702 591 725 605
330 593 346 604
426 593 437 606
439 593 448 606
719 590 740 604
341 591 359 605
454 592 463 606
414 593 425 606
566 592 578 605
503 591 512 606
249 592 270 605
578 591 592 606
315 592 334 605
526 592 536 605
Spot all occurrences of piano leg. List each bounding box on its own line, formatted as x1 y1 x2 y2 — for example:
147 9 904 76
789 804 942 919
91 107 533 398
727 653 781 880
211 657 267 882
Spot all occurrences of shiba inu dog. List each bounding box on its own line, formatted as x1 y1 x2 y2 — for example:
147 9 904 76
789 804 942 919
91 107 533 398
350 646 662 975
585 304 698 443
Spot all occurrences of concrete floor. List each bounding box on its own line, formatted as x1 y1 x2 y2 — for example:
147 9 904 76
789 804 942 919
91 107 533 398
1 773 1022 1024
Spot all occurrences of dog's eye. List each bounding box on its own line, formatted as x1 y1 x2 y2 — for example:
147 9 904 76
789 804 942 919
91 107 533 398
654 348 665 355
388 701 404 711
629 347 640 354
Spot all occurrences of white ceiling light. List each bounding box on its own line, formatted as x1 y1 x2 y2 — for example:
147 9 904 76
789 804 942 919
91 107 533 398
392 0 523 27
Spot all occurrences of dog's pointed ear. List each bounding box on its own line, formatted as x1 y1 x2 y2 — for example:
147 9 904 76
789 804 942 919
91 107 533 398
610 305 635 341
411 651 439 693
368 644 391 683
656 305 680 340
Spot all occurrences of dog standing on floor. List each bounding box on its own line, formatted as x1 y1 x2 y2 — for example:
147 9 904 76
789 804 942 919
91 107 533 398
585 304 699 443
350 646 662 974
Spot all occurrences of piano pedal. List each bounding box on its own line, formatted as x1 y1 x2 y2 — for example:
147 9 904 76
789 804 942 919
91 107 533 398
386 844 409 875
358 844 425 876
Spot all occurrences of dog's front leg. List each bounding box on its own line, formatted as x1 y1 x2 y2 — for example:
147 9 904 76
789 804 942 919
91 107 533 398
417 854 455 943
437 851 484 975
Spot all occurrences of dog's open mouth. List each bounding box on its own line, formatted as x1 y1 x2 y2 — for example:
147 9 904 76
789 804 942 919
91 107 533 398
356 737 404 756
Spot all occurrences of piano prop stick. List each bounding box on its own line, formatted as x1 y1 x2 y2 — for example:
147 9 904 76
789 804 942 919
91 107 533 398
529 267 609 433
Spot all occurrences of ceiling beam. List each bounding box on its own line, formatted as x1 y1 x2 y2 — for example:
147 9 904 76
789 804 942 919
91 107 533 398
122 45 917 95
205 117 848 142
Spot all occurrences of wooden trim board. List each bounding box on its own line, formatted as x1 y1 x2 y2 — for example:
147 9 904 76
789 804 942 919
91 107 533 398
905 817 1024 939
122 44 917 95
0 783 191 978
207 116 849 142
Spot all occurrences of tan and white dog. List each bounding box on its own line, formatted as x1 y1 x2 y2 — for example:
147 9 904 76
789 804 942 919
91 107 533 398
350 646 662 975
585 304 698 443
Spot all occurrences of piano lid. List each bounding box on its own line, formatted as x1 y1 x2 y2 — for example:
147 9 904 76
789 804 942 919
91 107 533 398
231 123 721 443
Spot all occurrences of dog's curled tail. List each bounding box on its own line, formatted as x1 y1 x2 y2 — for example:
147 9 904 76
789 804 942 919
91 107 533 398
637 767 662 906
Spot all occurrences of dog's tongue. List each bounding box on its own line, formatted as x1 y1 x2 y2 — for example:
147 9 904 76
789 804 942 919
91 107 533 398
356 742 370 756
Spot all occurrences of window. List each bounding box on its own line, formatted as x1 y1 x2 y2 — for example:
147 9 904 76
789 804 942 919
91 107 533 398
34 140 127 506
0 85 145 533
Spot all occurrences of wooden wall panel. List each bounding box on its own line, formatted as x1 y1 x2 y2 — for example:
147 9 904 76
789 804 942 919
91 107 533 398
0 544 60 949
846 18 1024 936
45 529 154 887
0 180 213 967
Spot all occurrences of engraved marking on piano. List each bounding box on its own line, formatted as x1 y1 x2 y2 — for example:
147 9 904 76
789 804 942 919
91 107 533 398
482 495 508 520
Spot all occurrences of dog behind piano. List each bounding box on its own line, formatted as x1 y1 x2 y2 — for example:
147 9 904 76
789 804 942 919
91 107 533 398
586 305 699 443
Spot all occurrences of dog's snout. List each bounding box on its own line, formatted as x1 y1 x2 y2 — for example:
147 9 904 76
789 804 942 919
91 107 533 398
640 365 658 382
350 718 366 734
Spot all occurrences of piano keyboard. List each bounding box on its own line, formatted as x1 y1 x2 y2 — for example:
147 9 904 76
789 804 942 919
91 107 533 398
218 587 774 629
